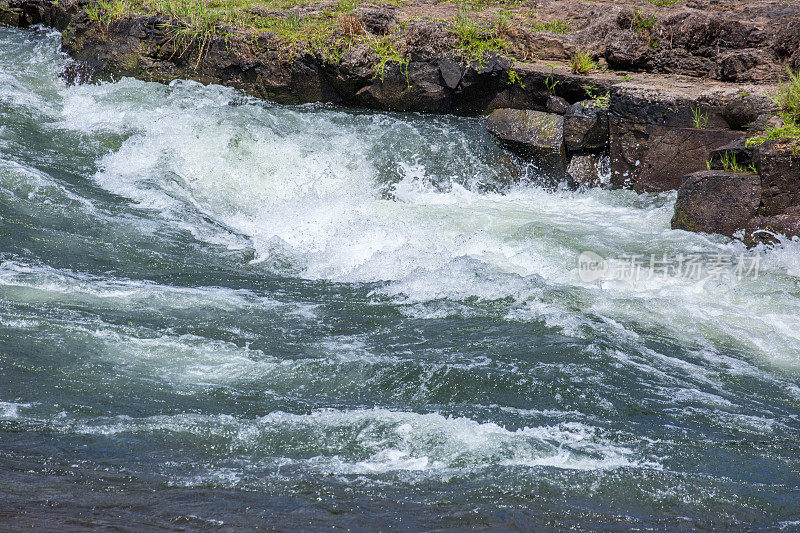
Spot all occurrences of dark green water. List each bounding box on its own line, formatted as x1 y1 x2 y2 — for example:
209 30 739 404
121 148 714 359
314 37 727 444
1 27 800 530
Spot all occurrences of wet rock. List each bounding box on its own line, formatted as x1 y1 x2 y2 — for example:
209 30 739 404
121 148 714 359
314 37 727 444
755 142 800 217
563 100 609 152
746 209 800 245
0 5 21 25
454 54 514 113
610 121 743 192
567 153 610 187
546 95 569 115
486 108 567 181
59 60 99 86
355 78 450 113
671 170 760 236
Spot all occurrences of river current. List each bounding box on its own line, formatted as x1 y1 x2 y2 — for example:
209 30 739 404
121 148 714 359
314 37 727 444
1 26 799 530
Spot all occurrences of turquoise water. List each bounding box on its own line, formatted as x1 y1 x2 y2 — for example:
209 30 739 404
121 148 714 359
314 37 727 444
1 26 799 530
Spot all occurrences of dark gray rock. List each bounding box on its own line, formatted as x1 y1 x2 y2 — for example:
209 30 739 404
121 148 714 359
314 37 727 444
563 100 609 152
438 57 462 90
671 170 760 236
755 141 800 217
610 119 743 192
546 95 569 115
486 108 567 182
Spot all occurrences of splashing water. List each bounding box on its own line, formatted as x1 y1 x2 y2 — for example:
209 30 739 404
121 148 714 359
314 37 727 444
1 27 799 529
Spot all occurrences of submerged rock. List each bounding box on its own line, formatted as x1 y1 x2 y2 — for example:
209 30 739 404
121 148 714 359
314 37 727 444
486 108 567 182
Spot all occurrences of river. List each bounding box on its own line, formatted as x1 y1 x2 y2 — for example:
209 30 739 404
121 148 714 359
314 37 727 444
1 26 799 530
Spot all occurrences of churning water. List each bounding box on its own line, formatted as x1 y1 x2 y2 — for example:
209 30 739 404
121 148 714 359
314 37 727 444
1 26 799 530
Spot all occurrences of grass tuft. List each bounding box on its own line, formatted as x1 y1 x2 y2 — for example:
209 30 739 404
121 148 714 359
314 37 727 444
570 51 596 75
451 2 508 64
691 107 708 129
747 68 800 150
772 67 800 120
532 19 571 34
632 9 657 34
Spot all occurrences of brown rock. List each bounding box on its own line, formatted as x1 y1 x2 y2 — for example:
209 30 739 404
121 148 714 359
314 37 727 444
610 120 743 192
357 7 397 35
755 142 800 217
671 170 761 236
604 29 653 71
746 209 800 245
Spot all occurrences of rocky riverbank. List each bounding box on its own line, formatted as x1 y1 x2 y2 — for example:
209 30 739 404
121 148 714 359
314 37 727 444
2 0 799 243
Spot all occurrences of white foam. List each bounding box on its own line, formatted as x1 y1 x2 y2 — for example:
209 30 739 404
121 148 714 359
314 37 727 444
6 29 799 374
0 401 31 419
60 408 648 475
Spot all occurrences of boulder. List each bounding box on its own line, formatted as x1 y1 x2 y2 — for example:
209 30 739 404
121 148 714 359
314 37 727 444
754 141 800 217
486 108 567 182
567 154 610 187
438 57 462 90
671 170 760 236
357 7 397 35
746 208 800 245
563 100 609 152
610 120 743 192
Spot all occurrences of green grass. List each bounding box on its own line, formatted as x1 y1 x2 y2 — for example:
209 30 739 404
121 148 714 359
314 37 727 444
544 75 558 94
451 2 508 64
747 68 800 150
649 0 681 6
570 51 596 75
84 0 138 33
772 67 800 120
746 121 800 148
632 10 656 34
691 107 708 129
532 19 571 33
720 152 744 172
365 33 409 82
78 0 512 76
583 84 609 108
